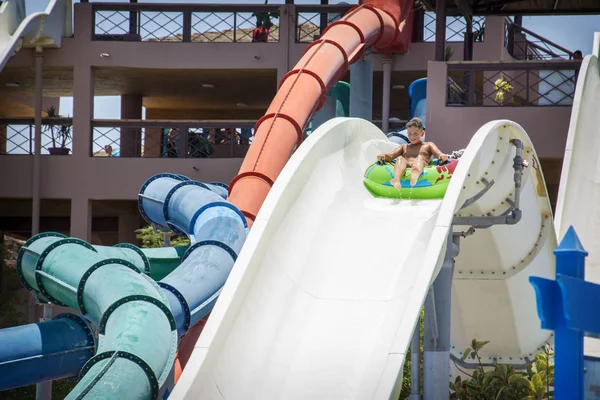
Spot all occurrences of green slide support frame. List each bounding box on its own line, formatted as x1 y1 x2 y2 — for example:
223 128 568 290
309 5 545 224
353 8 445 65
17 232 178 399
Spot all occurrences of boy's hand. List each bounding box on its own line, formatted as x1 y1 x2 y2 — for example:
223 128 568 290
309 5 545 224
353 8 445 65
376 153 387 164
440 154 449 163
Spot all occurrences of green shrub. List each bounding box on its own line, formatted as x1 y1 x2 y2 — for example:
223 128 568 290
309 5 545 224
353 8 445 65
450 339 554 400
135 225 190 249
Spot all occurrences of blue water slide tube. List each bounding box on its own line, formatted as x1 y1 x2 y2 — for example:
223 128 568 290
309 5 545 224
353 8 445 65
0 174 245 397
138 173 247 336
0 313 95 391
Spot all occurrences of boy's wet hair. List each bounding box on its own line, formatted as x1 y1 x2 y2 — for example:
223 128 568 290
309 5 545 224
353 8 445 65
406 117 424 130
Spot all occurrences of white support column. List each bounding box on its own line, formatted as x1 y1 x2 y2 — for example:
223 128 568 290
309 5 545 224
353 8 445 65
381 56 393 133
349 59 373 120
311 95 336 133
70 196 91 242
32 48 43 236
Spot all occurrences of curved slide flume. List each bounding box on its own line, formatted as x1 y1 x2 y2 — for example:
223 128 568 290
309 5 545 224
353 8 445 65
16 232 179 399
553 50 600 356
172 117 555 399
173 0 415 378
0 313 95 390
0 0 72 73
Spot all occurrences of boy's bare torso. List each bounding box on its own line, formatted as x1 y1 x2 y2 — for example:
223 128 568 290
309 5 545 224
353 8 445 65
397 142 441 167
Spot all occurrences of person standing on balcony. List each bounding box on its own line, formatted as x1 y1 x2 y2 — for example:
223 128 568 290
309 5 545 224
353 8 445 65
167 127 179 157
252 22 269 42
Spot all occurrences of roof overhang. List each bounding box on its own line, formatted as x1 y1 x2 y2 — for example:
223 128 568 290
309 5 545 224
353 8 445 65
419 0 600 16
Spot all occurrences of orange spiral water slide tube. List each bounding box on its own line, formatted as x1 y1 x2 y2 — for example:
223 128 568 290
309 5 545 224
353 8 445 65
173 0 414 383
228 0 413 224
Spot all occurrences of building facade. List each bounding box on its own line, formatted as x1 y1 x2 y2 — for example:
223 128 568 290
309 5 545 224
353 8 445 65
0 1 579 244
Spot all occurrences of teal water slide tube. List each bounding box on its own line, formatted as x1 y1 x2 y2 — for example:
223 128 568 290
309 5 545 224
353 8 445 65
0 244 185 391
1 174 247 398
0 243 185 391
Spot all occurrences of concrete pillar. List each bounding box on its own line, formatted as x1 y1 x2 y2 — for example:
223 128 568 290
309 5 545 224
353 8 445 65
349 59 373 120
381 57 393 133
425 62 451 151
118 213 139 244
120 94 143 157
72 64 94 158
73 2 93 41
311 95 336 133
70 197 91 241
485 17 509 60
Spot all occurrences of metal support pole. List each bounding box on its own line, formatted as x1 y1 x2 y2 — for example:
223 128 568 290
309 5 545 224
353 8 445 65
35 303 54 400
162 232 171 247
423 232 458 399
319 0 328 35
381 56 393 133
409 321 422 400
435 0 446 61
463 15 473 61
32 48 43 236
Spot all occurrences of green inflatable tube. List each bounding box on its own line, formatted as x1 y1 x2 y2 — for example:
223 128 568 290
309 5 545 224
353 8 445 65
363 159 458 199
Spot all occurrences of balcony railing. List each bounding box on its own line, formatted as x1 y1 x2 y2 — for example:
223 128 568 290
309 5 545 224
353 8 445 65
0 118 73 155
417 12 485 43
92 3 280 42
91 119 255 159
446 61 581 107
294 5 352 43
504 18 575 61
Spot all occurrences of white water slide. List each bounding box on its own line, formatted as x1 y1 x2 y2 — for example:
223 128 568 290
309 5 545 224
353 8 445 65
170 117 556 399
0 0 71 73
554 45 600 357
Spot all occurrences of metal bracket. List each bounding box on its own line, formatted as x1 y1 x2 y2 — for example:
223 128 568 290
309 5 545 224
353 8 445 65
459 177 495 210
453 139 525 229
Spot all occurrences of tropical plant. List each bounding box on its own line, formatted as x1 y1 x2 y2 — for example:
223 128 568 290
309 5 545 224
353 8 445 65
252 0 279 30
45 105 72 149
445 46 454 62
450 339 554 400
135 225 190 249
494 77 514 104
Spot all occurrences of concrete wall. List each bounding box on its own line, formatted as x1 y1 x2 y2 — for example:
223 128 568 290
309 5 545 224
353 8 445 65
425 61 571 158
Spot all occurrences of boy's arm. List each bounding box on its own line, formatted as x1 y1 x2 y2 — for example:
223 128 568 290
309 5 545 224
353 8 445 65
386 144 405 160
428 142 448 161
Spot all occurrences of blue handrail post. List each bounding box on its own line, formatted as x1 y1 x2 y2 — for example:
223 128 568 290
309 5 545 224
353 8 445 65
553 226 588 400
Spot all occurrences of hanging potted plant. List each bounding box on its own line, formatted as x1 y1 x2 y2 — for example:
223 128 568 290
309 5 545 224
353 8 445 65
494 77 514 104
45 106 72 155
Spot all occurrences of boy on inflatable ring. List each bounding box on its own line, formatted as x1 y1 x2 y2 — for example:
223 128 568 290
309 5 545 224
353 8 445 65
376 117 450 188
